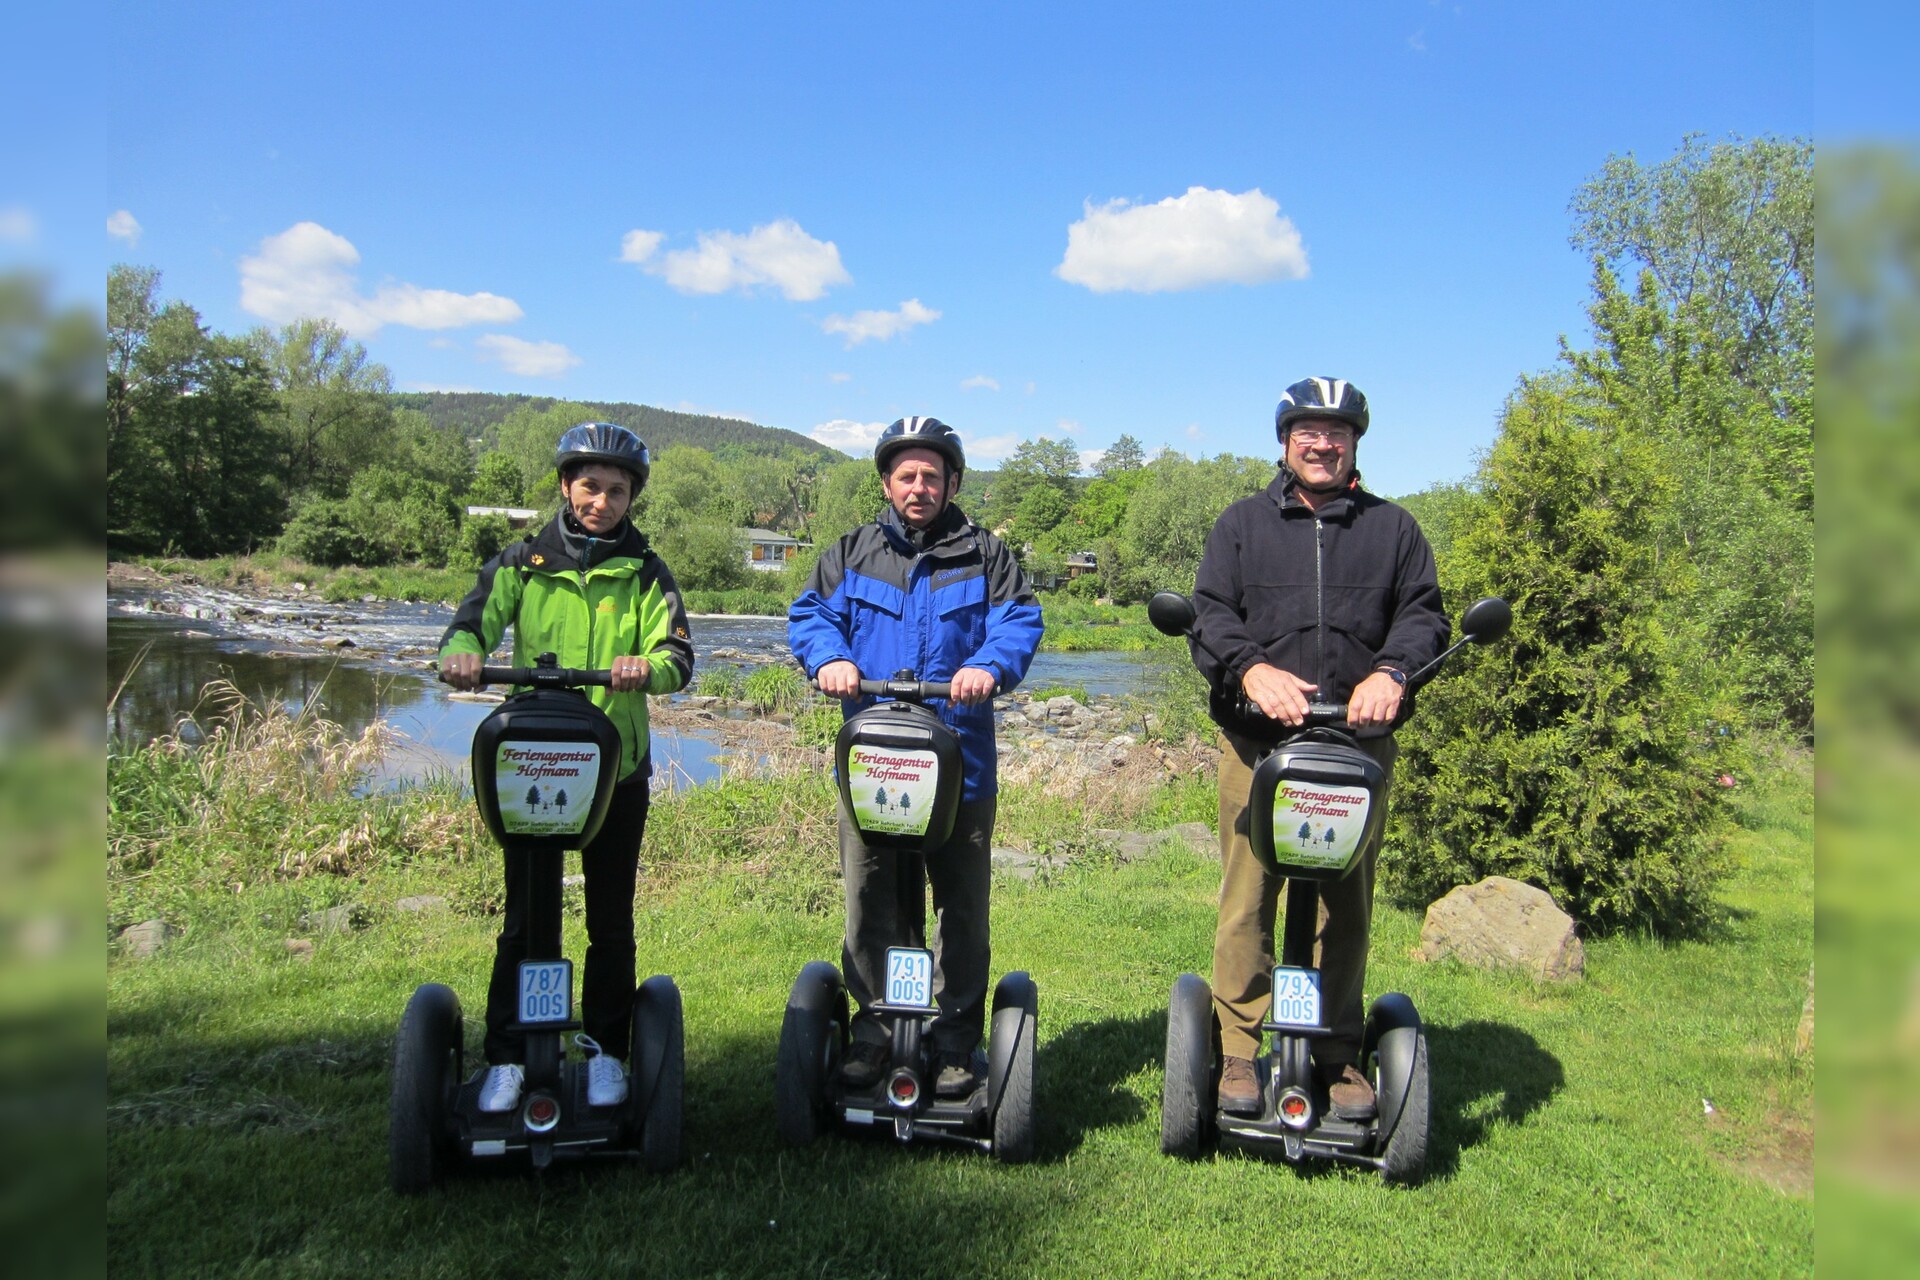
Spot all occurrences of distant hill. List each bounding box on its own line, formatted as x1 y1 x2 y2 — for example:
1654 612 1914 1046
389 391 844 461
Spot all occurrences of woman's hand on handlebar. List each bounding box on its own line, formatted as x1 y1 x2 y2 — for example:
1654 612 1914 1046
440 652 484 690
815 659 863 700
610 656 651 693
948 666 998 707
1346 670 1403 730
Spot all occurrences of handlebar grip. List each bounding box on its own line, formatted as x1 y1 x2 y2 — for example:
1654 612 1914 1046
440 665 615 689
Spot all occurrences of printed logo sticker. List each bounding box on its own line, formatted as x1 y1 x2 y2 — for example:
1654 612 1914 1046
847 747 939 836
1272 781 1372 869
497 742 604 835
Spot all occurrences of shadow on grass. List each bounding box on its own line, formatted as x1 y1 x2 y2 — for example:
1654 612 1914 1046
1036 1009 1164 1159
1424 1019 1564 1181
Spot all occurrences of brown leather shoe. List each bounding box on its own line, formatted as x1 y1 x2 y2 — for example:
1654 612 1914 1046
1327 1063 1377 1120
1219 1055 1262 1115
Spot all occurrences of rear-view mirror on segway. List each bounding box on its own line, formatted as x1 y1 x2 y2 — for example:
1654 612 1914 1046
1148 592 1512 1183
775 673 1038 1163
389 653 685 1193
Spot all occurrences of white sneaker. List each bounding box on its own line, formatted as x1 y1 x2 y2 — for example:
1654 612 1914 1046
478 1063 524 1113
576 1034 629 1107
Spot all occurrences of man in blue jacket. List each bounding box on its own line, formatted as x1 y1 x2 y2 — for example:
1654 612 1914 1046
789 416 1043 1097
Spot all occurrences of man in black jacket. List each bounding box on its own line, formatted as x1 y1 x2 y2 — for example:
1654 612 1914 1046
1189 377 1447 1120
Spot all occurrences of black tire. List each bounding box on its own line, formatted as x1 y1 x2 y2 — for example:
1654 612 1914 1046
630 974 684 1174
775 962 847 1147
1376 1027 1430 1185
1160 973 1215 1158
989 972 1038 1164
389 983 462 1196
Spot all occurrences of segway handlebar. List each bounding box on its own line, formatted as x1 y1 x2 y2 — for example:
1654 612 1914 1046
435 651 616 690
855 677 955 702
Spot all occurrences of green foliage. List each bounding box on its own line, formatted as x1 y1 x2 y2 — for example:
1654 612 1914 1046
741 663 808 712
252 317 396 500
393 389 840 462
982 436 1080 529
652 522 749 592
1386 375 1732 933
277 467 460 567
456 513 515 568
1024 685 1090 705
680 587 789 616
1095 432 1146 476
1103 452 1269 602
693 666 746 699
792 697 842 749
465 451 525 507
807 458 886 546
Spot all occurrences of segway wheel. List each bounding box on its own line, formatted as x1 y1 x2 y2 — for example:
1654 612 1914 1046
1364 992 1430 1186
988 971 1038 1164
630 975 684 1174
1376 1027 1430 1185
775 961 847 1147
389 982 462 1195
1160 973 1216 1159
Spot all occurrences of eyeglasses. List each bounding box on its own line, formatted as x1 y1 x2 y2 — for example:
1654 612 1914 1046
1287 427 1353 445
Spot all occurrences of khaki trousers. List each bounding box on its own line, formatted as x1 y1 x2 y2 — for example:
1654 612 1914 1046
1213 730 1398 1067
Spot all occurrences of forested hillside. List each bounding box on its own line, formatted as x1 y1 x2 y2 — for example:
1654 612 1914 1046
389 391 839 461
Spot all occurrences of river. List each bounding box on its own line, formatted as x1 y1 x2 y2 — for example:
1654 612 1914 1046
107 584 1163 789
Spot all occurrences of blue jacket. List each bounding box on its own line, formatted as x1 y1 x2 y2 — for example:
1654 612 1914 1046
788 504 1043 799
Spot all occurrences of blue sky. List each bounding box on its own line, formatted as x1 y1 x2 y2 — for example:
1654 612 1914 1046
26 4 1840 495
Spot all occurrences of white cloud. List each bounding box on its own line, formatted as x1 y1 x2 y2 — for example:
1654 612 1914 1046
0 206 36 243
239 222 523 336
1408 30 1428 52
810 418 888 454
644 218 850 301
960 374 1000 392
822 298 940 347
107 210 142 244
829 372 853 384
965 433 1026 465
1078 448 1106 471
476 334 582 378
1055 186 1309 293
1184 423 1205 440
1025 381 1037 396
1055 418 1083 437
619 229 664 263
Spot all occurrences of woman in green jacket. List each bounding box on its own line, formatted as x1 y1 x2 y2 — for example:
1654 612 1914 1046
439 422 695 1114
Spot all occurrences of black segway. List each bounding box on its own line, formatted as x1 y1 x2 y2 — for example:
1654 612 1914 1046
389 653 684 1194
775 674 1037 1163
1149 593 1512 1184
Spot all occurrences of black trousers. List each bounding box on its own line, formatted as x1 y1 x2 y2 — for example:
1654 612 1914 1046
484 763 650 1064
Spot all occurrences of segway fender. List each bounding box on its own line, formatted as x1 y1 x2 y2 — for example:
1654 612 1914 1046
987 971 1038 1105
1366 993 1422 1137
631 974 681 1110
786 960 847 1015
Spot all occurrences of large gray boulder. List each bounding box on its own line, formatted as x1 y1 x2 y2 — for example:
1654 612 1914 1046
1417 876 1584 981
117 919 179 959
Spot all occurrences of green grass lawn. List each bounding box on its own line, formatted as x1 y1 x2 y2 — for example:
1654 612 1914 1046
108 752 1812 1279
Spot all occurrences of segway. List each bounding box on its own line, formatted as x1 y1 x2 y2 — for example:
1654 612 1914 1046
389 653 684 1193
774 674 1038 1163
1149 593 1512 1184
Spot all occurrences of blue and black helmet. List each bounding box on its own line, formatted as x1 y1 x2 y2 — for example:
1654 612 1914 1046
555 422 651 489
874 416 966 479
1275 377 1370 443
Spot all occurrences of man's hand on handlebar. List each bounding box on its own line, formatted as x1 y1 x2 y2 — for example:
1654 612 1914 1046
815 659 863 699
439 652 484 691
1241 662 1318 726
948 666 998 707
1346 670 1403 729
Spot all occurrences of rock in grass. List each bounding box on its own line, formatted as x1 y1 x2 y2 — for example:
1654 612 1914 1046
1417 876 1584 981
396 894 449 914
302 904 366 934
285 938 315 960
118 919 179 959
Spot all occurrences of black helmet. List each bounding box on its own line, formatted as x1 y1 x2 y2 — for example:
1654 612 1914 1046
1275 377 1369 442
874 416 966 479
555 422 650 489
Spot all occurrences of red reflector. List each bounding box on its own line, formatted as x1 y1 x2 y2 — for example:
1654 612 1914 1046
890 1077 918 1103
1281 1094 1308 1117
528 1097 558 1124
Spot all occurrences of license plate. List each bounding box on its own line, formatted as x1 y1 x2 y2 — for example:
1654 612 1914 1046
1269 965 1322 1029
519 959 573 1024
885 948 934 1009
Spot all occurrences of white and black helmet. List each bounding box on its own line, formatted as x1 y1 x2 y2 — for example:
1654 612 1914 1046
874 416 966 478
1275 377 1370 442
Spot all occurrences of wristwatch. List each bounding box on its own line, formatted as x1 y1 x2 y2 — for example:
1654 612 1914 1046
1378 667 1407 688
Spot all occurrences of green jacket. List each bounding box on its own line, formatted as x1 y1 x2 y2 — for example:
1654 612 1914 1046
439 513 695 781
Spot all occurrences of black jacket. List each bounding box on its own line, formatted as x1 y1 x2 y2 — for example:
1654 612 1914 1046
1191 469 1448 744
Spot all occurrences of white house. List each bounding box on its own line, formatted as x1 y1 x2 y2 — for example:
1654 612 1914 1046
744 528 809 571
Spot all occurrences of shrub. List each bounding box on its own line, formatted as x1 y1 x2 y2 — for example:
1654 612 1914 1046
742 663 808 712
